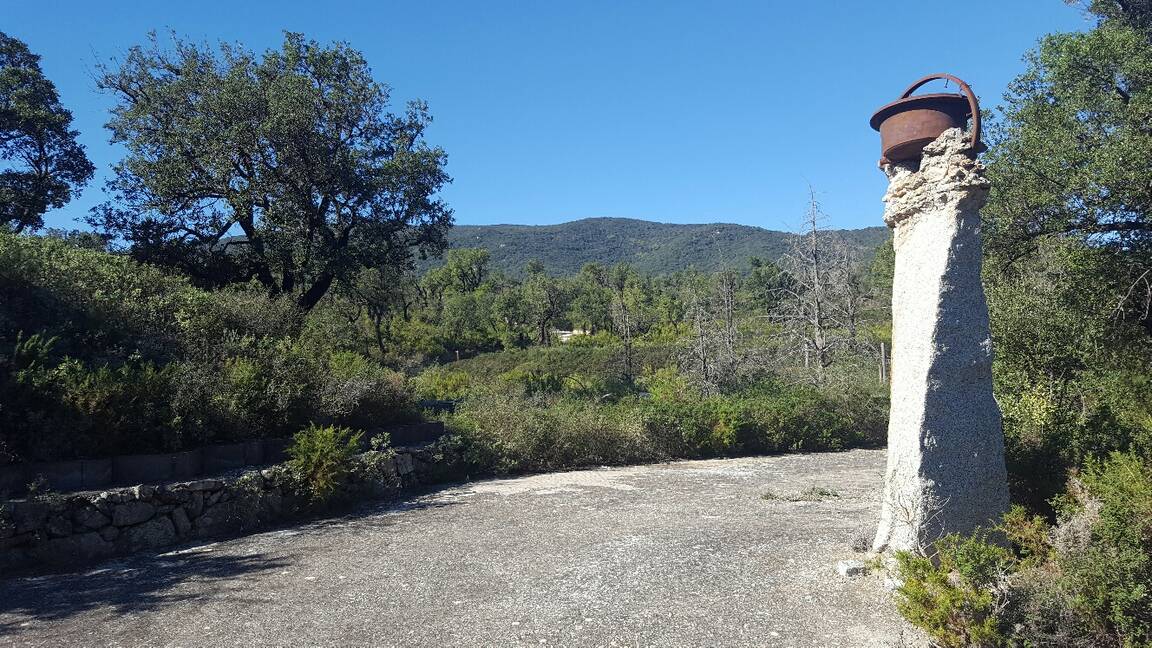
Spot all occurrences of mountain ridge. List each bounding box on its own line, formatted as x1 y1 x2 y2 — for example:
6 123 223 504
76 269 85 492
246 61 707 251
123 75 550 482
441 217 889 275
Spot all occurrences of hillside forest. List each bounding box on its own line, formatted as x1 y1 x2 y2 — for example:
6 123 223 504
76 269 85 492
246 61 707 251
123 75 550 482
1 1 1151 644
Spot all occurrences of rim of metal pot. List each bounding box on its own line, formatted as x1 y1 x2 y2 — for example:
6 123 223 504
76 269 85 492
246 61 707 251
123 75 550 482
870 73 981 154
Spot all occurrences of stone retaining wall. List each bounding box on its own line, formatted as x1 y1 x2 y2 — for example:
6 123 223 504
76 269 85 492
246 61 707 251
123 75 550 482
0 422 446 496
0 441 461 575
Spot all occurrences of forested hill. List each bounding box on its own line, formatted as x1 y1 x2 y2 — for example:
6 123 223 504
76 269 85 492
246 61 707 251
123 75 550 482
442 217 890 275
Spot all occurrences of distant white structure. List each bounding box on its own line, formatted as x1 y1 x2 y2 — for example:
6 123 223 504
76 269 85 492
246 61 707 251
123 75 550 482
872 129 1009 554
555 329 589 343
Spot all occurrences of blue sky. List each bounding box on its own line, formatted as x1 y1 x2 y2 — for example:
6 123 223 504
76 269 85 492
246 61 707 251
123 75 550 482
8 1 1090 232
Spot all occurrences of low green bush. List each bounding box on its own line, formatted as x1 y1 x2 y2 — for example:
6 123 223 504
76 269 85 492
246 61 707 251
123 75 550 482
0 233 422 463
1056 452 1152 646
894 532 1013 648
444 388 661 474
894 452 1152 648
441 375 881 476
413 368 472 400
635 380 883 458
286 424 364 502
316 351 417 428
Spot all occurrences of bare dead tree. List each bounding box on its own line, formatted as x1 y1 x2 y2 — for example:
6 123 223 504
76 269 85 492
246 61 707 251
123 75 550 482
680 270 752 392
715 269 740 360
683 287 714 388
771 188 875 385
608 265 637 383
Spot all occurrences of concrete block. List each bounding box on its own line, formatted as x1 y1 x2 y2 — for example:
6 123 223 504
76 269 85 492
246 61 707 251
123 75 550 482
203 443 246 473
81 458 113 490
172 450 202 480
114 453 173 485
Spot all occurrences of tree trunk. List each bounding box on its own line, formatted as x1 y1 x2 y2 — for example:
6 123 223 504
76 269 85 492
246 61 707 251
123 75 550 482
298 273 335 312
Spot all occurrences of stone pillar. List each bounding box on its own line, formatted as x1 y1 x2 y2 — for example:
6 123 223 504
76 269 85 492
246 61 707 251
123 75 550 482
872 128 1009 554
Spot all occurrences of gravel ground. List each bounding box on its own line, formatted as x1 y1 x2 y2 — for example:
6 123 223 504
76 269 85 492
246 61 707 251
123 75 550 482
0 449 922 647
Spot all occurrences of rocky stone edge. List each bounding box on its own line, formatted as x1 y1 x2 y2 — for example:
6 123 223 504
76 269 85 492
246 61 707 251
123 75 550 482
0 442 462 575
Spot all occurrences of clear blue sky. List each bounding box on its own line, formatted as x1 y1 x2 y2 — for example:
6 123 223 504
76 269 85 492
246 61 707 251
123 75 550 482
8 1 1090 233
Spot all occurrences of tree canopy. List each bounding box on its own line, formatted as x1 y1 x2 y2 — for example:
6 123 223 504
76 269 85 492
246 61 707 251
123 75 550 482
986 2 1151 327
0 32 94 233
89 32 452 311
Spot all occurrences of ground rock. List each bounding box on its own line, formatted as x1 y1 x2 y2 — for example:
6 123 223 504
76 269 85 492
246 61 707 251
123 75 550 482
11 501 48 534
73 506 111 530
184 479 223 492
185 492 204 519
171 507 192 536
132 484 157 500
156 486 190 504
1 532 38 550
395 453 414 476
44 515 72 538
122 515 176 551
836 560 868 578
113 501 156 527
28 531 114 565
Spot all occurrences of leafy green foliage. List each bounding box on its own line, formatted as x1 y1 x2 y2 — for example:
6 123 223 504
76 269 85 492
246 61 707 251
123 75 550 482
988 238 1152 509
89 31 452 310
286 424 364 502
983 1 1152 513
445 388 660 474
984 1 1151 364
894 532 1013 648
441 375 882 476
1057 453 1152 645
894 453 1152 648
0 32 94 233
0 231 417 462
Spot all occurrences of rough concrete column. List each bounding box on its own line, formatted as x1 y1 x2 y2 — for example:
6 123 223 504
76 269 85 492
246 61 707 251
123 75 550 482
872 128 1009 554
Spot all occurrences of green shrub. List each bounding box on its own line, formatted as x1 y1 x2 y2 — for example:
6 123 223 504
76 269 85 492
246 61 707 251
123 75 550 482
57 359 178 455
894 532 1013 648
444 388 661 474
317 351 416 427
440 373 879 476
413 368 472 400
892 453 1152 648
207 338 315 440
0 233 424 462
500 369 565 396
634 380 880 458
0 230 205 361
286 424 364 502
1057 452 1152 646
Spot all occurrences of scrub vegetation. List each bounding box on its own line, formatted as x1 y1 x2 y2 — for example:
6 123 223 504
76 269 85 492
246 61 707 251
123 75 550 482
1 2 1151 642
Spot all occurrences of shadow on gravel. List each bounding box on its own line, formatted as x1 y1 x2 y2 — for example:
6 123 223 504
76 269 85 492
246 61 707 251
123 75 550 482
0 483 469 631
0 550 289 631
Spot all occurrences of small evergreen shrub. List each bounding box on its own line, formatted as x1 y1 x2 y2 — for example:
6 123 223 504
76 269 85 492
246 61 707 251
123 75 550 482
1056 452 1152 646
286 424 364 502
894 453 1152 648
894 531 1013 648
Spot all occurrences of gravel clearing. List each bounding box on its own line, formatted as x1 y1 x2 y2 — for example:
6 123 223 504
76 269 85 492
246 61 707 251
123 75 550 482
0 449 922 647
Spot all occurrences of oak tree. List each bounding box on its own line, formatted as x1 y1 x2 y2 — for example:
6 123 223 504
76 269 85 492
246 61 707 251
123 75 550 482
90 32 452 311
0 32 94 233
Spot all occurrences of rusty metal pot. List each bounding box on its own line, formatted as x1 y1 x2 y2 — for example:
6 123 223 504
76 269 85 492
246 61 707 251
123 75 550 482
870 73 982 165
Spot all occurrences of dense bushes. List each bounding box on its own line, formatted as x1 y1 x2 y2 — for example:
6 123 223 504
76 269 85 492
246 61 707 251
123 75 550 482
0 232 417 463
442 375 884 476
445 389 660 474
988 239 1152 511
894 452 1152 647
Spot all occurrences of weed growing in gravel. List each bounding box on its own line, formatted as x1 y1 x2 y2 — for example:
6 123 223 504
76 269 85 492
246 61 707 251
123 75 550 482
761 485 840 502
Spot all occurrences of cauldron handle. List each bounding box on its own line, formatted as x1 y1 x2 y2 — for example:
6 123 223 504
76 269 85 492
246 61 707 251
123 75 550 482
898 73 981 155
